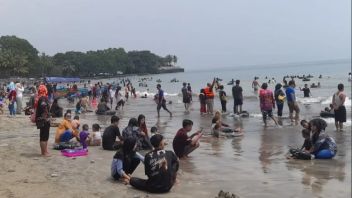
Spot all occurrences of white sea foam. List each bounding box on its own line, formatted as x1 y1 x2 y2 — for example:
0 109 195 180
321 96 351 107
322 118 352 127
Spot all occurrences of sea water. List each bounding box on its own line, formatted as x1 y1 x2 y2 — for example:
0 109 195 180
68 62 351 197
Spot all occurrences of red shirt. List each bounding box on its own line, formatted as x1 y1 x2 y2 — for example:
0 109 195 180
259 89 275 111
173 128 191 158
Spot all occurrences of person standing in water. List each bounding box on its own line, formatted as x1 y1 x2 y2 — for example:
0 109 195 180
274 83 285 123
332 83 346 131
218 85 227 113
286 80 300 123
252 77 260 93
299 84 312 98
204 78 216 114
259 83 278 127
156 84 172 118
232 80 243 114
181 82 191 111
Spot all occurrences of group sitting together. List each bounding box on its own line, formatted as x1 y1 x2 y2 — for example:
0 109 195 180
288 118 337 160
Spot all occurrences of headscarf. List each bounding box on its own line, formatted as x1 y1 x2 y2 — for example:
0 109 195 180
8 82 15 91
38 84 48 97
34 84 48 109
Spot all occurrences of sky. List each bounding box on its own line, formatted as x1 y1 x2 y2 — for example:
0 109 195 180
0 0 350 70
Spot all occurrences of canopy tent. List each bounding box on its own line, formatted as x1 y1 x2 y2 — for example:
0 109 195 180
45 77 80 83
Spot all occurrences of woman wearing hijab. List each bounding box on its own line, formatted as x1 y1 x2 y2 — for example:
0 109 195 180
35 95 51 156
7 82 17 117
111 137 144 184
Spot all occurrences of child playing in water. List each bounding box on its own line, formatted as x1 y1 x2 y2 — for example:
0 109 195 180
79 124 90 149
211 111 242 137
300 120 310 130
300 129 312 151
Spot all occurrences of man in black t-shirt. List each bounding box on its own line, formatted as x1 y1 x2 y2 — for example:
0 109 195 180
300 84 311 98
130 134 179 193
102 115 123 150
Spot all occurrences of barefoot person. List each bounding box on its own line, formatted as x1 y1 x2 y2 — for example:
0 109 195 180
130 134 179 193
285 80 300 122
35 95 51 156
204 78 216 114
332 83 346 131
172 119 202 159
156 84 172 117
232 80 243 114
111 137 144 184
259 83 278 127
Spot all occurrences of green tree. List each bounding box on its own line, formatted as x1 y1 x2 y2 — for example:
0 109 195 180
0 35 39 77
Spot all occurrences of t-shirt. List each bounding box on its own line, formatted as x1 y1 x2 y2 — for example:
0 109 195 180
172 128 191 158
285 87 296 102
232 85 243 99
157 89 165 103
302 88 310 97
259 89 274 111
144 149 179 193
102 125 121 150
79 130 89 149
181 87 190 101
219 90 226 101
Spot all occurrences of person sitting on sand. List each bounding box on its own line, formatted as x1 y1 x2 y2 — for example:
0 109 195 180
89 124 102 146
300 120 310 130
130 134 179 193
71 115 80 132
211 111 241 137
111 137 144 184
54 112 79 144
308 118 337 159
300 129 312 151
122 118 152 151
49 98 63 118
96 98 110 114
102 115 123 150
172 119 202 159
79 124 90 149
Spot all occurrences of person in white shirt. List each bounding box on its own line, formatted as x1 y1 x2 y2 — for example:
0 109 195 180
15 82 24 114
90 123 102 146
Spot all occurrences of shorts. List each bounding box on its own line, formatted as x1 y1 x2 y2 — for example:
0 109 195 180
234 98 243 105
157 101 168 111
287 101 300 114
261 109 273 120
334 106 346 122
183 97 190 104
60 131 73 142
39 123 50 141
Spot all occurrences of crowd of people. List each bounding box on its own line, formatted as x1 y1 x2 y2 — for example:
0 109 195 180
0 75 348 194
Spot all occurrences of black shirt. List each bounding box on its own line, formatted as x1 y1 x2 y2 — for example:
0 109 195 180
102 125 121 150
144 149 179 193
301 139 312 150
302 88 310 97
232 85 243 99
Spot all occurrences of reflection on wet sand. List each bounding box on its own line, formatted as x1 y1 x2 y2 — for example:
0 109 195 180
286 159 346 195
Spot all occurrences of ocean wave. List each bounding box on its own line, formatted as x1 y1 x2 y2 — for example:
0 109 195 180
297 97 324 104
322 118 352 127
321 96 351 107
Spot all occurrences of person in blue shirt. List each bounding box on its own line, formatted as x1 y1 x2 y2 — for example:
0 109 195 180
285 80 300 123
156 84 172 118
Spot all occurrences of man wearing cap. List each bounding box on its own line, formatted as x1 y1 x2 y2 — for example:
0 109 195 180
130 134 179 193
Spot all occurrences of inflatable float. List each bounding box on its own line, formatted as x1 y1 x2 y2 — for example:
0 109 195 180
96 110 117 115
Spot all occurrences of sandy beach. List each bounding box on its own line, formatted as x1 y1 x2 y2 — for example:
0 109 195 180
0 87 350 198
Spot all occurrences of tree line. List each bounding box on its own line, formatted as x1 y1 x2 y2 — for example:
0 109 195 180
0 35 178 78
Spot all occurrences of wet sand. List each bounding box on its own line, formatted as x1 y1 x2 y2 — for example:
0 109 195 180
0 95 350 198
